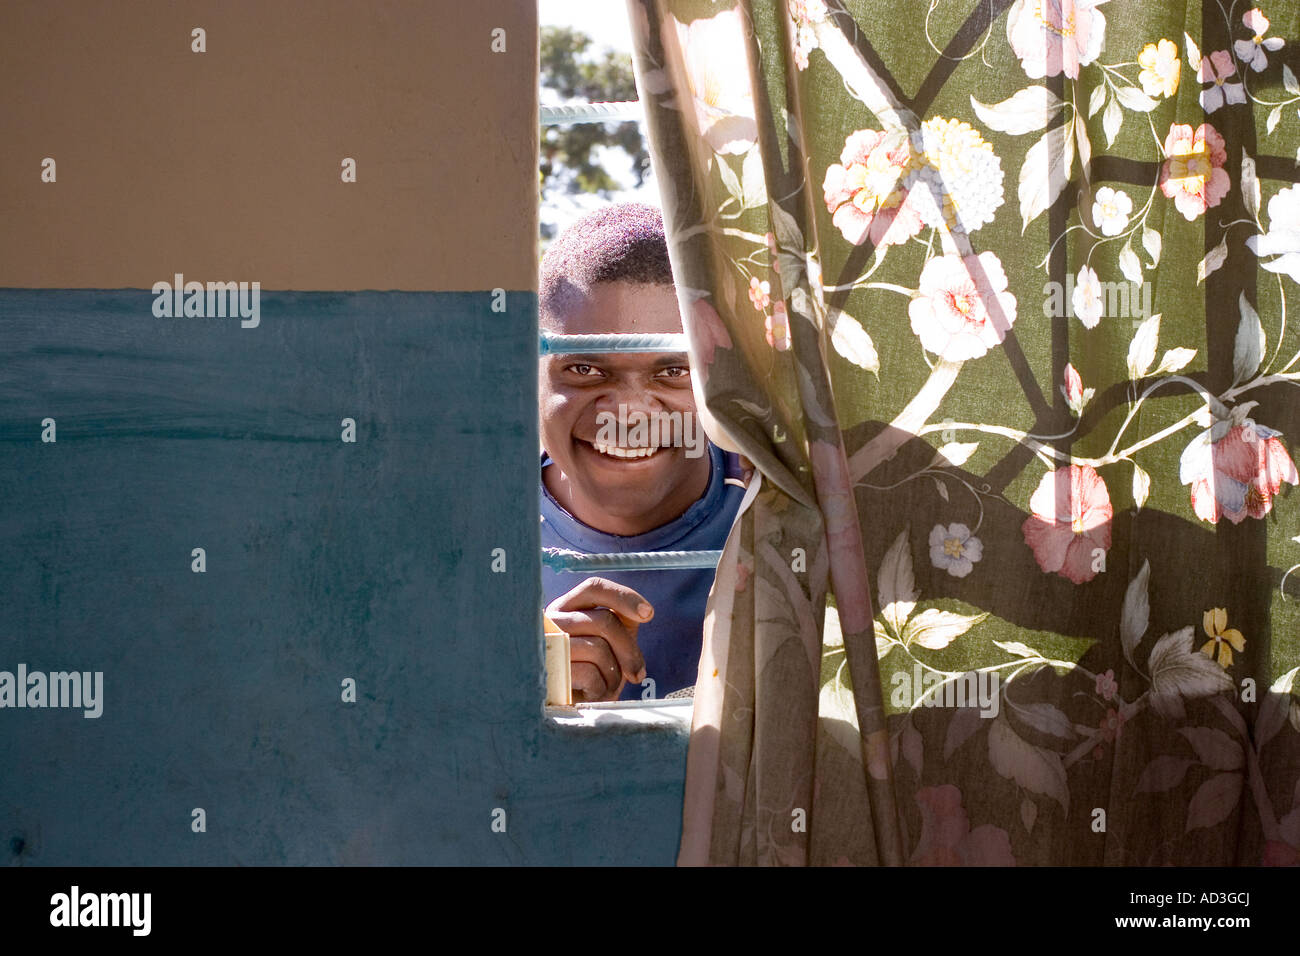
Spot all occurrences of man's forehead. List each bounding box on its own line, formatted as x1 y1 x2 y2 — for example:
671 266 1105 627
542 280 683 336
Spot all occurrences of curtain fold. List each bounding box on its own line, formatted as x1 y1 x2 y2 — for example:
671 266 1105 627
629 0 1300 865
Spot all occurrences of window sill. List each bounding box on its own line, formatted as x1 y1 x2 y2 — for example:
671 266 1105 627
544 697 693 734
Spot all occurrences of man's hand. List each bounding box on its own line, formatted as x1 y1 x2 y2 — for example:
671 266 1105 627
738 454 756 486
546 578 652 703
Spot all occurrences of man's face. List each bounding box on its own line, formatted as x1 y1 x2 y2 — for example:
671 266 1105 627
540 280 712 536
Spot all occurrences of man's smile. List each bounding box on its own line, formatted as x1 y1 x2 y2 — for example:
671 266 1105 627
578 438 673 463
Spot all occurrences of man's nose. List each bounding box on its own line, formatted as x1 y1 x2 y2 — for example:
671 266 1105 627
592 381 663 416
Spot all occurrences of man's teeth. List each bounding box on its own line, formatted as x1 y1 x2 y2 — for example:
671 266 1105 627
591 442 661 459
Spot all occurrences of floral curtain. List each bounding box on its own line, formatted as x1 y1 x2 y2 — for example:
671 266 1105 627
626 0 1300 865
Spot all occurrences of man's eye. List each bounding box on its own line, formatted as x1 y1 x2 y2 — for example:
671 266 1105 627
567 364 600 376
659 366 690 379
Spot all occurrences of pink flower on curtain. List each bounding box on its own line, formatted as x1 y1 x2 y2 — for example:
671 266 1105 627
765 301 791 350
1262 839 1299 866
1061 362 1094 416
688 296 733 366
673 8 757 156
910 784 1016 866
1021 464 1113 584
789 0 828 70
1090 707 1125 759
809 440 872 633
1159 123 1230 221
1179 421 1299 524
1099 707 1125 742
1005 0 1107 80
908 252 1018 361
1197 50 1246 112
765 232 781 272
823 128 924 247
1063 363 1084 406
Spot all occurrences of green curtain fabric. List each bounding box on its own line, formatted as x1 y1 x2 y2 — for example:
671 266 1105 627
626 0 1300 865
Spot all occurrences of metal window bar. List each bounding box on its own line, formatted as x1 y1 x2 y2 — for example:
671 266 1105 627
543 548 724 574
539 331 688 354
540 101 643 127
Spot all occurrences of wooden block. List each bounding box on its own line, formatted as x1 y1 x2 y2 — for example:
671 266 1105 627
543 614 571 707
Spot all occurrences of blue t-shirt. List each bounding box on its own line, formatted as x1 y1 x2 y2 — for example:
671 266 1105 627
540 443 747 700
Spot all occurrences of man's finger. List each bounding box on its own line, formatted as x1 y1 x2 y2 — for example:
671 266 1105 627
547 603 647 685
738 454 756 484
548 577 654 629
571 662 607 703
569 635 621 697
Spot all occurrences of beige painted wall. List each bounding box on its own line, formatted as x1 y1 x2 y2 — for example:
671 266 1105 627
0 0 537 291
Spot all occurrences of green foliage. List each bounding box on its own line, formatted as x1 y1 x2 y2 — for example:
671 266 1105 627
540 26 649 214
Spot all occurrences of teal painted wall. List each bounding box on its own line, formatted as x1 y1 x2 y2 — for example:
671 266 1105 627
0 290 688 865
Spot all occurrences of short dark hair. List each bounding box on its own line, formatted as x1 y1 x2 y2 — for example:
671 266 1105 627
539 202 674 324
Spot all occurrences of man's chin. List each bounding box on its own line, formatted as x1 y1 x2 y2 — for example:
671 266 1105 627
568 440 684 514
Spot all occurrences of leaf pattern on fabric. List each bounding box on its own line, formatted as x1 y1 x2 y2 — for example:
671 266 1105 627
630 0 1300 865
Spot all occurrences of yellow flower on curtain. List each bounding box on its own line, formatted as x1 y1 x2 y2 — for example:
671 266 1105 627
1200 608 1245 668
1137 38 1181 96
822 118 1006 243
906 117 1004 235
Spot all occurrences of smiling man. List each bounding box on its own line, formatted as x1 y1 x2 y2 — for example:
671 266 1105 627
539 203 748 702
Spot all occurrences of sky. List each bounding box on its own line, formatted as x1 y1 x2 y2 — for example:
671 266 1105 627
538 0 634 53
538 1 661 240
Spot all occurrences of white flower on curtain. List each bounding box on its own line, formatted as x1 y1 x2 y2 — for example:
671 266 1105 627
1006 0 1108 79
1072 265 1104 328
673 8 757 155
1091 186 1132 236
908 252 1018 361
906 118 1005 235
1247 185 1300 282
